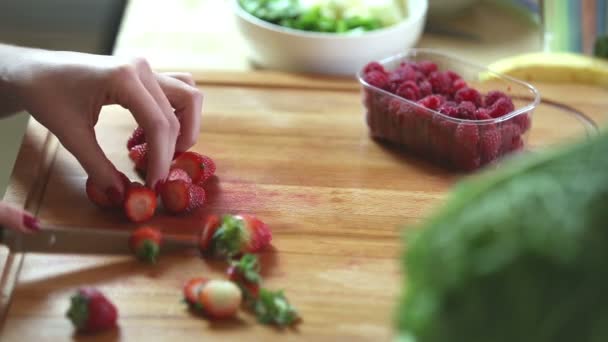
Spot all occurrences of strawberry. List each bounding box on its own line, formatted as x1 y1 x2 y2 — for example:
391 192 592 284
129 143 148 176
198 280 242 319
183 277 209 308
85 172 130 208
198 215 220 252
227 254 261 301
254 288 300 327
66 287 118 334
128 226 162 263
172 152 216 185
202 215 272 258
126 127 146 150
123 182 157 223
160 177 206 214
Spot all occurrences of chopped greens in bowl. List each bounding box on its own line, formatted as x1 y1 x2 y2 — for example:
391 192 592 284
238 0 409 34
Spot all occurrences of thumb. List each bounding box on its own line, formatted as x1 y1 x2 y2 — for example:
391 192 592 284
0 202 40 233
56 127 128 202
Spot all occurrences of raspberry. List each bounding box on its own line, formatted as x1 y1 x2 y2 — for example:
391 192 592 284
513 113 531 132
488 97 515 118
453 124 481 171
446 70 462 82
500 123 522 153
438 102 459 117
363 62 385 75
418 80 433 97
452 79 468 92
485 90 509 107
457 101 477 120
429 71 452 95
396 81 421 101
388 66 418 92
418 95 444 111
364 71 389 90
416 61 438 75
475 108 492 120
454 87 482 107
480 126 501 163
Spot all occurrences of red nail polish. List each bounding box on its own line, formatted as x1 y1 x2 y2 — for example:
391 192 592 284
106 186 124 206
23 214 40 231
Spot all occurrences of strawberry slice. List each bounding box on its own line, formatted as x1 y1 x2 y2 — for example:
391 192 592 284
167 168 191 183
160 180 206 214
183 277 209 308
207 215 272 258
198 215 220 253
227 254 261 301
66 287 118 334
123 182 157 223
126 127 146 150
85 172 130 208
198 280 242 319
128 226 162 263
172 152 216 184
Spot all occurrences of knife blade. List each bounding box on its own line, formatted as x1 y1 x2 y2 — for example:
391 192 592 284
0 225 198 255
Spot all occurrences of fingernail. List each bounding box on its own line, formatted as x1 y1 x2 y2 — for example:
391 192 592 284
23 214 40 231
106 186 124 206
154 180 165 194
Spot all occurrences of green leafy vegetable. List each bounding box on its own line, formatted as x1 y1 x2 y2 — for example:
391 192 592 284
239 0 399 34
399 132 608 342
254 288 300 326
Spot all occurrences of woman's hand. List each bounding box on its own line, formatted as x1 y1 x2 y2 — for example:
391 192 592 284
1 45 203 201
0 202 39 233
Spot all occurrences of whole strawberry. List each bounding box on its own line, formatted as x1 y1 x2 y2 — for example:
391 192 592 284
199 215 272 258
129 226 162 263
126 127 146 150
172 152 216 185
227 254 261 302
66 288 118 334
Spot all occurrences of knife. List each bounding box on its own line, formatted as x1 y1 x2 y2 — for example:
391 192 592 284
0 225 199 255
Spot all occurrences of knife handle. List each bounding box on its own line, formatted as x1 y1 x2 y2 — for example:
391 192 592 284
0 225 4 244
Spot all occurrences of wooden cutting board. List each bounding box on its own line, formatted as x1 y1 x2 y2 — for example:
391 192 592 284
0 71 606 341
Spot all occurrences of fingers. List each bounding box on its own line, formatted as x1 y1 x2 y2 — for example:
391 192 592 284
163 72 196 87
57 127 128 199
156 73 203 152
114 68 173 189
0 202 39 233
132 59 180 171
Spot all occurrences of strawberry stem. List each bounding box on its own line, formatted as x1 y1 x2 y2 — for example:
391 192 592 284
212 215 246 257
66 294 89 331
254 288 300 327
136 240 159 264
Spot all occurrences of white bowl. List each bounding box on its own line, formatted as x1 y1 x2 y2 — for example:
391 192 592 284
232 0 428 76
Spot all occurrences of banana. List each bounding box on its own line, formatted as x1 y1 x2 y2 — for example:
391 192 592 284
483 52 608 87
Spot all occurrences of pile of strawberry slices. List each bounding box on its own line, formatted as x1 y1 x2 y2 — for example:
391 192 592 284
85 127 215 222
361 60 532 171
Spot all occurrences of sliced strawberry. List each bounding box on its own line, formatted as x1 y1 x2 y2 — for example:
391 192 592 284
210 215 272 257
124 182 157 223
67 287 118 333
86 172 130 208
227 254 261 301
183 277 209 307
198 280 242 319
172 152 216 185
128 226 162 263
160 180 205 214
198 215 220 253
127 127 146 150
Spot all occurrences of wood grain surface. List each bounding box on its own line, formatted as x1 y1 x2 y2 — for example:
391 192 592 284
0 72 606 341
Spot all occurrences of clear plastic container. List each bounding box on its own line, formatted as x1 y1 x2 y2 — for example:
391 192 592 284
357 49 541 171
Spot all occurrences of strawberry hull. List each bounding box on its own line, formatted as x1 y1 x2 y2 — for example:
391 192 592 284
358 50 540 172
